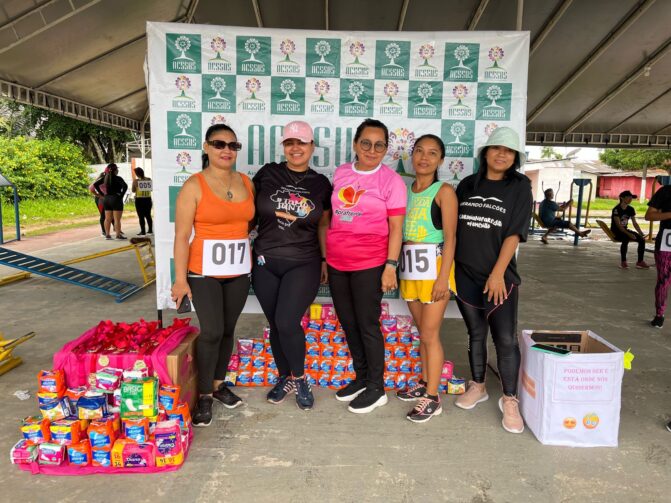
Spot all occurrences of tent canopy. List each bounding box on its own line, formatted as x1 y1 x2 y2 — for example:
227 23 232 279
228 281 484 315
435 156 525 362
1 0 670 148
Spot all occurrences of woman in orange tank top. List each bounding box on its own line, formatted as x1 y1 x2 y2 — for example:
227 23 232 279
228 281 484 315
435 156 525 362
171 124 255 427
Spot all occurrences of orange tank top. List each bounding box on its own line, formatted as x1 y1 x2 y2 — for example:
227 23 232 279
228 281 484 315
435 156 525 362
188 171 255 276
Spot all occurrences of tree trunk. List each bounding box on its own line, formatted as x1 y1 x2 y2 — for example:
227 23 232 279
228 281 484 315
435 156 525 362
88 136 106 164
640 165 647 203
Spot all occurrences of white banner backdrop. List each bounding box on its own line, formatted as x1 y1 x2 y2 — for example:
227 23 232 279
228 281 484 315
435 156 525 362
146 22 529 312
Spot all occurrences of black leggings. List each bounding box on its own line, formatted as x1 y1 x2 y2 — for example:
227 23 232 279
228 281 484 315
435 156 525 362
134 197 153 234
188 273 250 394
328 264 385 390
94 196 105 233
612 229 645 262
455 266 520 396
252 256 321 377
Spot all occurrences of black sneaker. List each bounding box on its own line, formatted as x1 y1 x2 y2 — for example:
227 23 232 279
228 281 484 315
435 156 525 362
213 384 243 409
295 376 314 410
348 387 388 414
267 375 295 404
407 396 442 423
651 315 664 328
396 380 427 402
192 395 213 427
335 379 367 402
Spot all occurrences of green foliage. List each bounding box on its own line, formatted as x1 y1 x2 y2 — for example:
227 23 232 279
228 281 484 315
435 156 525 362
540 146 562 160
0 136 91 202
599 149 671 171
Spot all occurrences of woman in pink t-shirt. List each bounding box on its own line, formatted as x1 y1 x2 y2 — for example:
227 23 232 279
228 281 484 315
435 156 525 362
327 118 407 414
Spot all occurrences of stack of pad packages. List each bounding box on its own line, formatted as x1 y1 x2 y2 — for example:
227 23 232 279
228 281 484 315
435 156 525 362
10 363 192 470
227 302 465 392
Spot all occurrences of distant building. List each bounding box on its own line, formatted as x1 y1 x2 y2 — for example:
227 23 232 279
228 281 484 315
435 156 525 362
597 168 667 200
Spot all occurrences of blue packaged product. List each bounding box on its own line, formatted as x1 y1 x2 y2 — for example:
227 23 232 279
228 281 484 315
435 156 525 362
251 371 265 385
319 360 332 373
386 360 399 373
384 375 396 389
317 376 330 388
335 346 349 358
77 395 108 420
332 332 346 344
305 332 318 344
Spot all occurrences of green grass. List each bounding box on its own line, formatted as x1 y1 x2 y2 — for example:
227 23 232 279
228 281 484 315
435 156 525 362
574 197 648 212
1 196 136 238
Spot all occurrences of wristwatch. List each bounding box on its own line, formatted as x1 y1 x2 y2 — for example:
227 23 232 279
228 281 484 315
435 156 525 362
385 259 398 269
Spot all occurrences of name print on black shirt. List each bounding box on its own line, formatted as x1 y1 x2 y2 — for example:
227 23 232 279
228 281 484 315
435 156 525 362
271 185 317 230
459 195 507 229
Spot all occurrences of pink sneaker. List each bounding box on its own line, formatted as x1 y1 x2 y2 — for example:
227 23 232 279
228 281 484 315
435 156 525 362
498 396 524 433
636 261 650 269
454 381 488 410
620 261 628 269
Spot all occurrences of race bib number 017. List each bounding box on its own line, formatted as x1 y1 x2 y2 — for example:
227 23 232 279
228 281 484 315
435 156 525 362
202 239 251 276
660 229 671 252
399 244 438 280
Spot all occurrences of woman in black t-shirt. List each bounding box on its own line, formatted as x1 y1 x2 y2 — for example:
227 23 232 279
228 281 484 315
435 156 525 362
93 163 128 240
645 183 671 328
252 120 332 411
453 127 532 434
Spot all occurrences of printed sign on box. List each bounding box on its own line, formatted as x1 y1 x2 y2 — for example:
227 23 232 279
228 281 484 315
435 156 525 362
518 330 624 448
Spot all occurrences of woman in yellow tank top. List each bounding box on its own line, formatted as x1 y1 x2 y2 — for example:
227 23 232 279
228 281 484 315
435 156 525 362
396 134 457 423
171 123 255 427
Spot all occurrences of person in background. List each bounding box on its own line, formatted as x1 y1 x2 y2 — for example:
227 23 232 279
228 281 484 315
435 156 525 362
94 163 127 240
252 120 332 411
395 134 457 423
89 171 107 237
452 127 532 434
171 124 255 427
611 190 649 269
132 167 153 236
538 188 590 244
327 118 407 414
645 182 671 328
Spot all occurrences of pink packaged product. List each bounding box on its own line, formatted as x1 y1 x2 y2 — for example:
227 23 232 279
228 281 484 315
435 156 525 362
154 420 184 467
380 316 397 334
321 304 336 320
300 315 309 331
95 367 123 392
227 355 240 372
10 439 38 465
38 442 66 465
237 339 253 356
396 315 413 332
123 442 156 468
263 327 271 340
380 302 390 316
441 361 454 380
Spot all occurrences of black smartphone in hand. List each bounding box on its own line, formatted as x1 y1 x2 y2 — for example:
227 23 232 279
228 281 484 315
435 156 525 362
177 296 192 314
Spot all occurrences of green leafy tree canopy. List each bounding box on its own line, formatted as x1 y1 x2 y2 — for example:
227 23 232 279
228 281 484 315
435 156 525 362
540 146 562 160
599 149 671 171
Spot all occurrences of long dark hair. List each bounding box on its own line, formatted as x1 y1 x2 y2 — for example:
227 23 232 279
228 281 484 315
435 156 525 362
202 124 237 169
412 134 445 183
103 163 118 187
474 147 523 188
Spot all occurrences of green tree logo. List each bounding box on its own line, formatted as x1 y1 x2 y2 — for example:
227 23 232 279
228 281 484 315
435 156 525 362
279 79 298 103
349 41 366 66
485 85 503 108
174 75 193 100
244 38 261 62
488 46 505 69
453 45 470 69
418 83 433 106
347 81 365 104
210 77 227 100
449 122 467 145
418 43 435 68
452 84 468 106
485 123 498 137
384 82 400 105
246 78 262 101
384 43 402 67
175 36 193 61
175 114 193 137
210 115 227 125
176 151 192 173
315 40 332 65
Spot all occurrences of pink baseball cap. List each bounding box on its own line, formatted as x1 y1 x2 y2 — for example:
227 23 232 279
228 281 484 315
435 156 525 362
280 121 314 143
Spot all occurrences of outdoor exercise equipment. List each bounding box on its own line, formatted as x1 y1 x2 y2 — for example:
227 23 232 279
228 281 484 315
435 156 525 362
567 179 593 246
0 238 155 302
0 331 35 376
647 176 671 240
0 171 20 245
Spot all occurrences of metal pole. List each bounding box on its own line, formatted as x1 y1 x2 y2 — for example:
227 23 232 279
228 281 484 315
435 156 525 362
516 0 524 30
13 185 20 241
573 179 590 246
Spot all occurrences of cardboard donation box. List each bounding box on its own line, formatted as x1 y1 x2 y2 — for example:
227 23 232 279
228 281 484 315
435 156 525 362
519 330 624 447
166 331 198 410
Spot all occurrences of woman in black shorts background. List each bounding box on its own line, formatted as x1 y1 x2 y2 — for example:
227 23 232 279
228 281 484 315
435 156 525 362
94 163 128 240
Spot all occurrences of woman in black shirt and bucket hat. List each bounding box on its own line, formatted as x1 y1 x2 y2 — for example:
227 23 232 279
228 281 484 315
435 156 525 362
452 126 532 434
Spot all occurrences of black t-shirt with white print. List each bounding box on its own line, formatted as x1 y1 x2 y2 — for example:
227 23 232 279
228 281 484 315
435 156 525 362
253 162 332 261
455 173 533 286
648 185 671 252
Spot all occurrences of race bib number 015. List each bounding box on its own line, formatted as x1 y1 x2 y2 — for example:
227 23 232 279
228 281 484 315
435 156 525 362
399 244 438 280
660 229 671 252
202 239 251 276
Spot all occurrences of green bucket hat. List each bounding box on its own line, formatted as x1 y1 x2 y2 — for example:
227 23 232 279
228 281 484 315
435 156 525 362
476 126 526 167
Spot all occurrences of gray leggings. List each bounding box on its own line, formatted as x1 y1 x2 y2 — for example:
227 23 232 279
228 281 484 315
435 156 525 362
188 273 250 394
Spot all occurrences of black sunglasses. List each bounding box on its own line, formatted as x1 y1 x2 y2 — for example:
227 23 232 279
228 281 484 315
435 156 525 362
206 140 242 151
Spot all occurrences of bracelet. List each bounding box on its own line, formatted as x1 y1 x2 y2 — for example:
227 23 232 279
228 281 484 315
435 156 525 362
385 259 398 268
